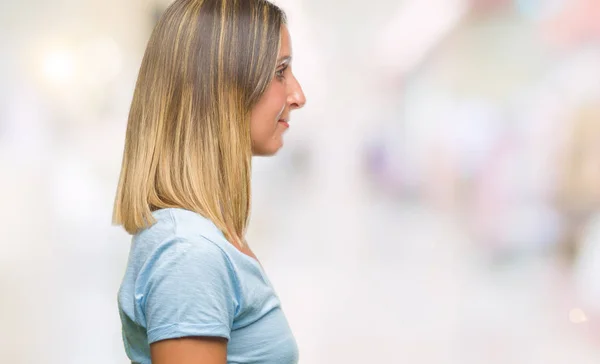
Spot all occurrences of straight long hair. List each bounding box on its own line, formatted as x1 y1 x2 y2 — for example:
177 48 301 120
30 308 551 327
113 0 286 245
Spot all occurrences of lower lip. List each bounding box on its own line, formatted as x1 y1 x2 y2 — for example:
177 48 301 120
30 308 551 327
278 120 289 128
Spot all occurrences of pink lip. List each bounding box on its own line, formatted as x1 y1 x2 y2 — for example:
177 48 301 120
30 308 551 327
278 120 289 128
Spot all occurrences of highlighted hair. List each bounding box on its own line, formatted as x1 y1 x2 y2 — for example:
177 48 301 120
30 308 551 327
113 0 286 245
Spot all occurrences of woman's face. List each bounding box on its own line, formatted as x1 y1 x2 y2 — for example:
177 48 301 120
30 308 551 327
250 25 306 156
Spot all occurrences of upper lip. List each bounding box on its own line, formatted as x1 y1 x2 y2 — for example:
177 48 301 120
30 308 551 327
279 118 289 122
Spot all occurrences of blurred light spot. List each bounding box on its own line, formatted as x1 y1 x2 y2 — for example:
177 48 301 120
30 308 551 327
79 36 123 87
42 49 76 86
569 308 588 323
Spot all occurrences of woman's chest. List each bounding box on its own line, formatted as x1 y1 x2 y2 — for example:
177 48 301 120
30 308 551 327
228 305 299 364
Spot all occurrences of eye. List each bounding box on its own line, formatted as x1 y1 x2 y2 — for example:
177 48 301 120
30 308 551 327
275 65 288 80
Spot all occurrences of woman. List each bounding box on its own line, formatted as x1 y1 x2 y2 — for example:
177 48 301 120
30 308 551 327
113 0 306 363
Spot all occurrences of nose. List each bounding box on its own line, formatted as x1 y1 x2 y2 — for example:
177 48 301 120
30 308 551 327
287 75 306 110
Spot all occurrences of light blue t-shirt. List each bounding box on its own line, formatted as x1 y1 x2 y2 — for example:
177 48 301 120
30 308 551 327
117 208 299 364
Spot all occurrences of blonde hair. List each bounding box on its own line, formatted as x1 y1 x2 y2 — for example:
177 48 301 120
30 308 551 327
113 0 286 245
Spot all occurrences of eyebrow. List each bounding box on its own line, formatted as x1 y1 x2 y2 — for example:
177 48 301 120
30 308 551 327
277 55 292 65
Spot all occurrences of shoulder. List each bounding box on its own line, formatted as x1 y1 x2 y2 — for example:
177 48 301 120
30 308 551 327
128 212 242 345
134 208 228 250
148 208 227 242
130 208 235 273
131 209 241 297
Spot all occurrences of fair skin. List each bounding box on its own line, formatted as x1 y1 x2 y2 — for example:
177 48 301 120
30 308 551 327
250 25 307 156
149 25 305 364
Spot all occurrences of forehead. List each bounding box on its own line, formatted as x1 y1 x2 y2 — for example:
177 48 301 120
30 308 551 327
278 25 291 56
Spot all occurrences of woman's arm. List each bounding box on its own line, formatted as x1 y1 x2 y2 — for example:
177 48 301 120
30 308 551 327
150 337 227 364
139 237 238 363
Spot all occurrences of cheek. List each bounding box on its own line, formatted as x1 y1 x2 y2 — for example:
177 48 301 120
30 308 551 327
265 87 286 120
251 86 286 132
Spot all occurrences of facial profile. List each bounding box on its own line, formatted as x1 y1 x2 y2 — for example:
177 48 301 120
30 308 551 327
250 25 306 156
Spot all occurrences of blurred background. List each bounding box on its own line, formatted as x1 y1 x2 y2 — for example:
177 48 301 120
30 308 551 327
2 0 600 362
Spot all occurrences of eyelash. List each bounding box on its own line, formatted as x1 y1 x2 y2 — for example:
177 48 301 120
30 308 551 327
275 65 288 80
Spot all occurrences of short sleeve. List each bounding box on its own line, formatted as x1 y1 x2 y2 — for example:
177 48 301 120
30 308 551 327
137 236 239 344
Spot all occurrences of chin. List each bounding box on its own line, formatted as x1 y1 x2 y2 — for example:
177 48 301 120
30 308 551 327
252 141 283 156
252 148 280 157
